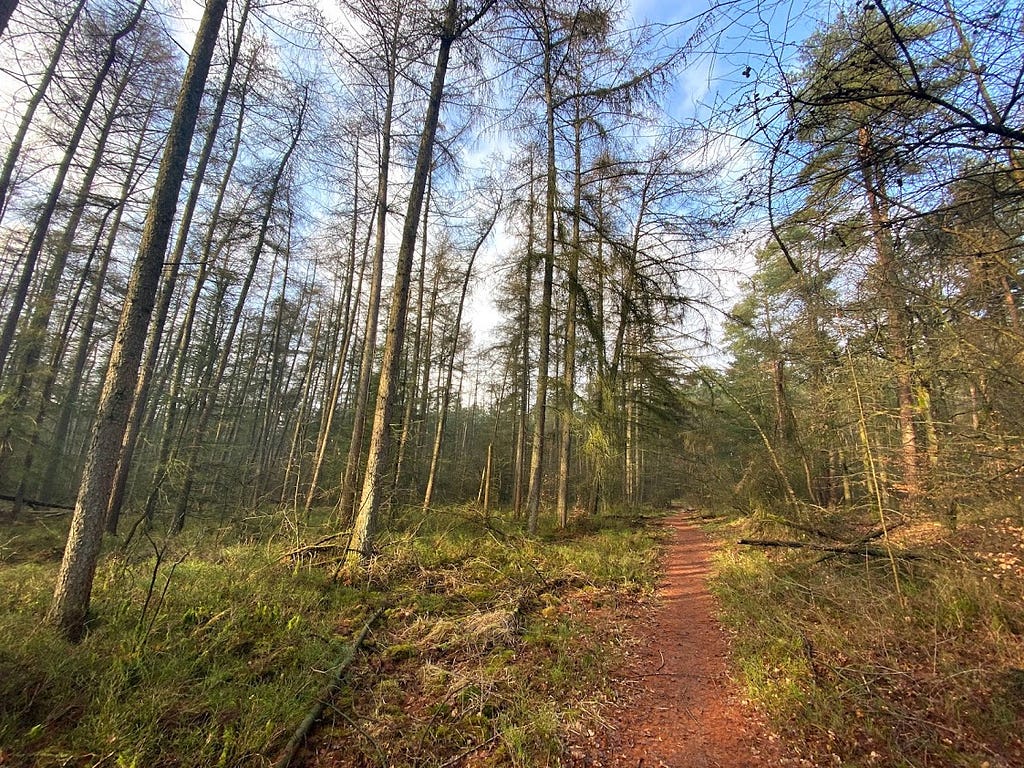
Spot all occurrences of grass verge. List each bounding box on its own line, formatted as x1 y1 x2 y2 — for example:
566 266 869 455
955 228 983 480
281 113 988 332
0 504 661 767
707 505 1024 768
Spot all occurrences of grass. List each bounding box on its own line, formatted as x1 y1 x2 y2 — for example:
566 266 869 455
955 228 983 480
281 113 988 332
0 503 662 767
707 504 1024 768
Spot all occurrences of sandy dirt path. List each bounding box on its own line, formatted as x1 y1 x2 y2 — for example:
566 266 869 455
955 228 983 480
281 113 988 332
578 514 785 767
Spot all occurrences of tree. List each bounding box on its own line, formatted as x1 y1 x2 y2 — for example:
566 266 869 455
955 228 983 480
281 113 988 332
47 0 229 641
0 0 146 383
337 0 408 522
421 204 500 512
350 0 495 560
105 0 254 533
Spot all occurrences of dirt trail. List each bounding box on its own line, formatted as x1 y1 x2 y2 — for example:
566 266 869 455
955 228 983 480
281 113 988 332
579 514 785 767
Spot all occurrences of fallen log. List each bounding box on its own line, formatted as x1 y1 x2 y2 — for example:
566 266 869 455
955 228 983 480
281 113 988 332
274 608 383 768
738 538 929 561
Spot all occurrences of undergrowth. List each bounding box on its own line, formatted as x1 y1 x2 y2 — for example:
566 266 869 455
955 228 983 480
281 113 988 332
708 504 1024 768
0 504 661 767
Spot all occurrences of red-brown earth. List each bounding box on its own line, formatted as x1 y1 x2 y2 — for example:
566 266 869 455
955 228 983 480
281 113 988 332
573 514 791 767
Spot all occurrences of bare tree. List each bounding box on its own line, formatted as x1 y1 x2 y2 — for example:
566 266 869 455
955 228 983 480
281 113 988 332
47 0 229 641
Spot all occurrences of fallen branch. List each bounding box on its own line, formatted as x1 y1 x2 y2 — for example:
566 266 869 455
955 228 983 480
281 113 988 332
0 493 74 511
815 521 906 564
738 538 929 561
280 532 351 563
275 608 383 768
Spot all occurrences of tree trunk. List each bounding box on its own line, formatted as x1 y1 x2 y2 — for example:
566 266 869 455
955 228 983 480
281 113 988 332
105 0 252 533
171 94 306 532
556 114 582 527
338 34 399 522
421 210 498 512
304 150 368 514
857 125 919 500
350 0 466 560
41 112 154 496
512 158 535 517
47 0 228 641
394 174 433 497
142 68 253 523
2 62 132 514
526 37 557 535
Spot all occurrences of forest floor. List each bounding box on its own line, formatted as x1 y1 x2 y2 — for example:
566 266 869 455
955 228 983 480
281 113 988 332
3 502 1022 766
571 513 789 768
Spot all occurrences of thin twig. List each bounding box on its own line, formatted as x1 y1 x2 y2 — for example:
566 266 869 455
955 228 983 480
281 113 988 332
274 608 383 768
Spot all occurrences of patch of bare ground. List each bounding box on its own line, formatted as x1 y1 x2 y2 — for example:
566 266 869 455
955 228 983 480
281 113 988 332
570 514 791 768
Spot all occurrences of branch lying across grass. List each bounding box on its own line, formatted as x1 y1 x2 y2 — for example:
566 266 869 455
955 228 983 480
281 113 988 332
0 493 74 511
279 531 351 562
275 608 384 768
737 538 932 561
815 521 906 563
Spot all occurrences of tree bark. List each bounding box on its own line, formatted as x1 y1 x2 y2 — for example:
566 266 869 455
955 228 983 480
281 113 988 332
142 65 254 524
3 61 132 514
512 156 536 518
46 0 228 641
350 0 467 560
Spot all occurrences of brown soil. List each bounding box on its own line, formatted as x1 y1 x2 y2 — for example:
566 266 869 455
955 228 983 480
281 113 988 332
574 514 786 768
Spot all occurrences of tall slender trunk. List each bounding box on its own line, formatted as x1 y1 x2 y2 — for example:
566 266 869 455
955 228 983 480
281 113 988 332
351 0 466 560
2 62 132 513
858 125 919 500
419 249 442 446
47 0 228 641
556 115 582 527
338 40 399 522
142 74 253 522
281 311 322 507
421 211 497 512
394 174 433 495
171 97 305 532
526 38 557 535
303 156 368 513
105 0 252 532
42 112 154 495
513 157 535 517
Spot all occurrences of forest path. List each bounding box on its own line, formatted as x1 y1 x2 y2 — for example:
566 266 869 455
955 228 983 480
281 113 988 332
577 513 786 767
